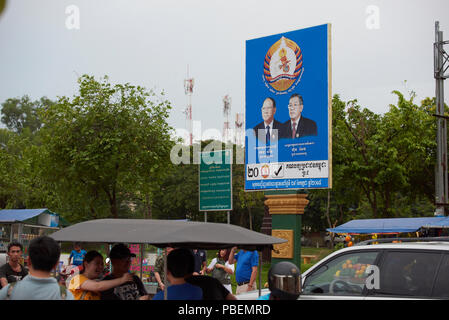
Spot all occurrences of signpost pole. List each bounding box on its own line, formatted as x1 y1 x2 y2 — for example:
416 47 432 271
258 252 262 297
204 211 207 222
140 244 143 280
227 211 230 224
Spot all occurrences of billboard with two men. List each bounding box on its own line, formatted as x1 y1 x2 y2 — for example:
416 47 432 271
245 24 331 191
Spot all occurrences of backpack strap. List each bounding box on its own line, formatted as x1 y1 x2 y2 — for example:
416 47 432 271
6 282 17 300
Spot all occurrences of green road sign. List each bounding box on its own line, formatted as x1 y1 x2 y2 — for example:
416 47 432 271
199 149 232 211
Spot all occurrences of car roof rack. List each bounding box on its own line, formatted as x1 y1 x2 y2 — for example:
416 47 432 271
356 236 449 246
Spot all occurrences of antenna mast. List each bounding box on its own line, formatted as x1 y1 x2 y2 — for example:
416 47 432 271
434 21 449 216
184 66 194 146
235 113 244 146
223 95 231 143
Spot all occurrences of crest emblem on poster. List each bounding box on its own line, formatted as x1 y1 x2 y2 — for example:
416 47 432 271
263 36 303 93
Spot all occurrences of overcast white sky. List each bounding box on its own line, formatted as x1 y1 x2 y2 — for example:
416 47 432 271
0 0 448 141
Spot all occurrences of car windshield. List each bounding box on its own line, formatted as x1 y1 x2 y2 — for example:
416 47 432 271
303 251 379 296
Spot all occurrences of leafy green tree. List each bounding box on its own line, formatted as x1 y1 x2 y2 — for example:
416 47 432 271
1 96 53 134
38 75 174 220
305 91 440 234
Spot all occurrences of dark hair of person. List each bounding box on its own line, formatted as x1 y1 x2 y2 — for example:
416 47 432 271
167 248 195 278
217 248 230 262
289 93 303 105
81 250 103 274
265 97 276 109
8 242 23 252
28 236 61 272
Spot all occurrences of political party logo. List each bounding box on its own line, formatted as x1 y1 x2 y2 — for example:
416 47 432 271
261 164 270 178
263 36 303 93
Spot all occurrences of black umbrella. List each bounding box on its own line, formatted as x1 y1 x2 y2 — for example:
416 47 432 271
50 218 286 250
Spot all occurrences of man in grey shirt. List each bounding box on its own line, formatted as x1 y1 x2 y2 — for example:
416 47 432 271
0 236 74 300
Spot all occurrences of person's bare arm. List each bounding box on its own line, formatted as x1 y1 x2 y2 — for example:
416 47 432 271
228 247 238 265
200 261 207 275
215 263 234 275
0 277 8 288
247 266 258 291
222 265 234 274
154 272 165 291
80 273 133 292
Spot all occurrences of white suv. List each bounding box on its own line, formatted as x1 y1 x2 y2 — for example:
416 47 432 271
238 237 449 300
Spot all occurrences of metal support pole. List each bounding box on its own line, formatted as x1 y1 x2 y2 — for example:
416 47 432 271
163 249 168 300
108 243 112 273
258 251 262 297
17 223 23 244
204 211 207 222
139 244 144 280
9 223 13 243
435 21 448 216
227 211 230 224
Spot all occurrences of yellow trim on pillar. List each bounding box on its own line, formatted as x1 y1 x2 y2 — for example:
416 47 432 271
264 194 309 215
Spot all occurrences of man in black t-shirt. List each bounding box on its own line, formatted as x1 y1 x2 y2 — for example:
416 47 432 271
185 275 236 300
0 242 28 288
100 244 149 300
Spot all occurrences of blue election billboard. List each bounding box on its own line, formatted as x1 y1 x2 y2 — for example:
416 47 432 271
245 24 331 191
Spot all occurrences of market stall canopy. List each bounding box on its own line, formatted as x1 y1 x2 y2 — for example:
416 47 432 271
422 216 449 228
327 217 449 234
49 218 287 250
0 208 69 227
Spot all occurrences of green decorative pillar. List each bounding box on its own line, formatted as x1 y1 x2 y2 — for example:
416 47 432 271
264 190 308 269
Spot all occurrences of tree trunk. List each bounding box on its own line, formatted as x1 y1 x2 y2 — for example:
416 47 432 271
147 204 152 219
104 186 118 219
145 194 152 219
110 195 118 219
90 205 97 220
384 186 392 218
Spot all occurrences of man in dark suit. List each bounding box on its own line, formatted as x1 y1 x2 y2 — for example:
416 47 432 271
280 94 317 139
253 97 282 144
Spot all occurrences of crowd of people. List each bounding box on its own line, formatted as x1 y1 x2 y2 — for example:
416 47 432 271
0 236 300 300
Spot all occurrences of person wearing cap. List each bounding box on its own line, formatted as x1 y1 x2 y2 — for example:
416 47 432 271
100 243 149 300
257 261 301 300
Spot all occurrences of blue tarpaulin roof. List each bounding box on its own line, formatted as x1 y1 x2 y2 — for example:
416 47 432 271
0 209 56 223
327 217 449 234
422 216 449 228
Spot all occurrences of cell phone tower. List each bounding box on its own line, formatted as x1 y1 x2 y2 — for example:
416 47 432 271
235 113 244 146
434 21 449 216
222 95 231 143
184 66 194 146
